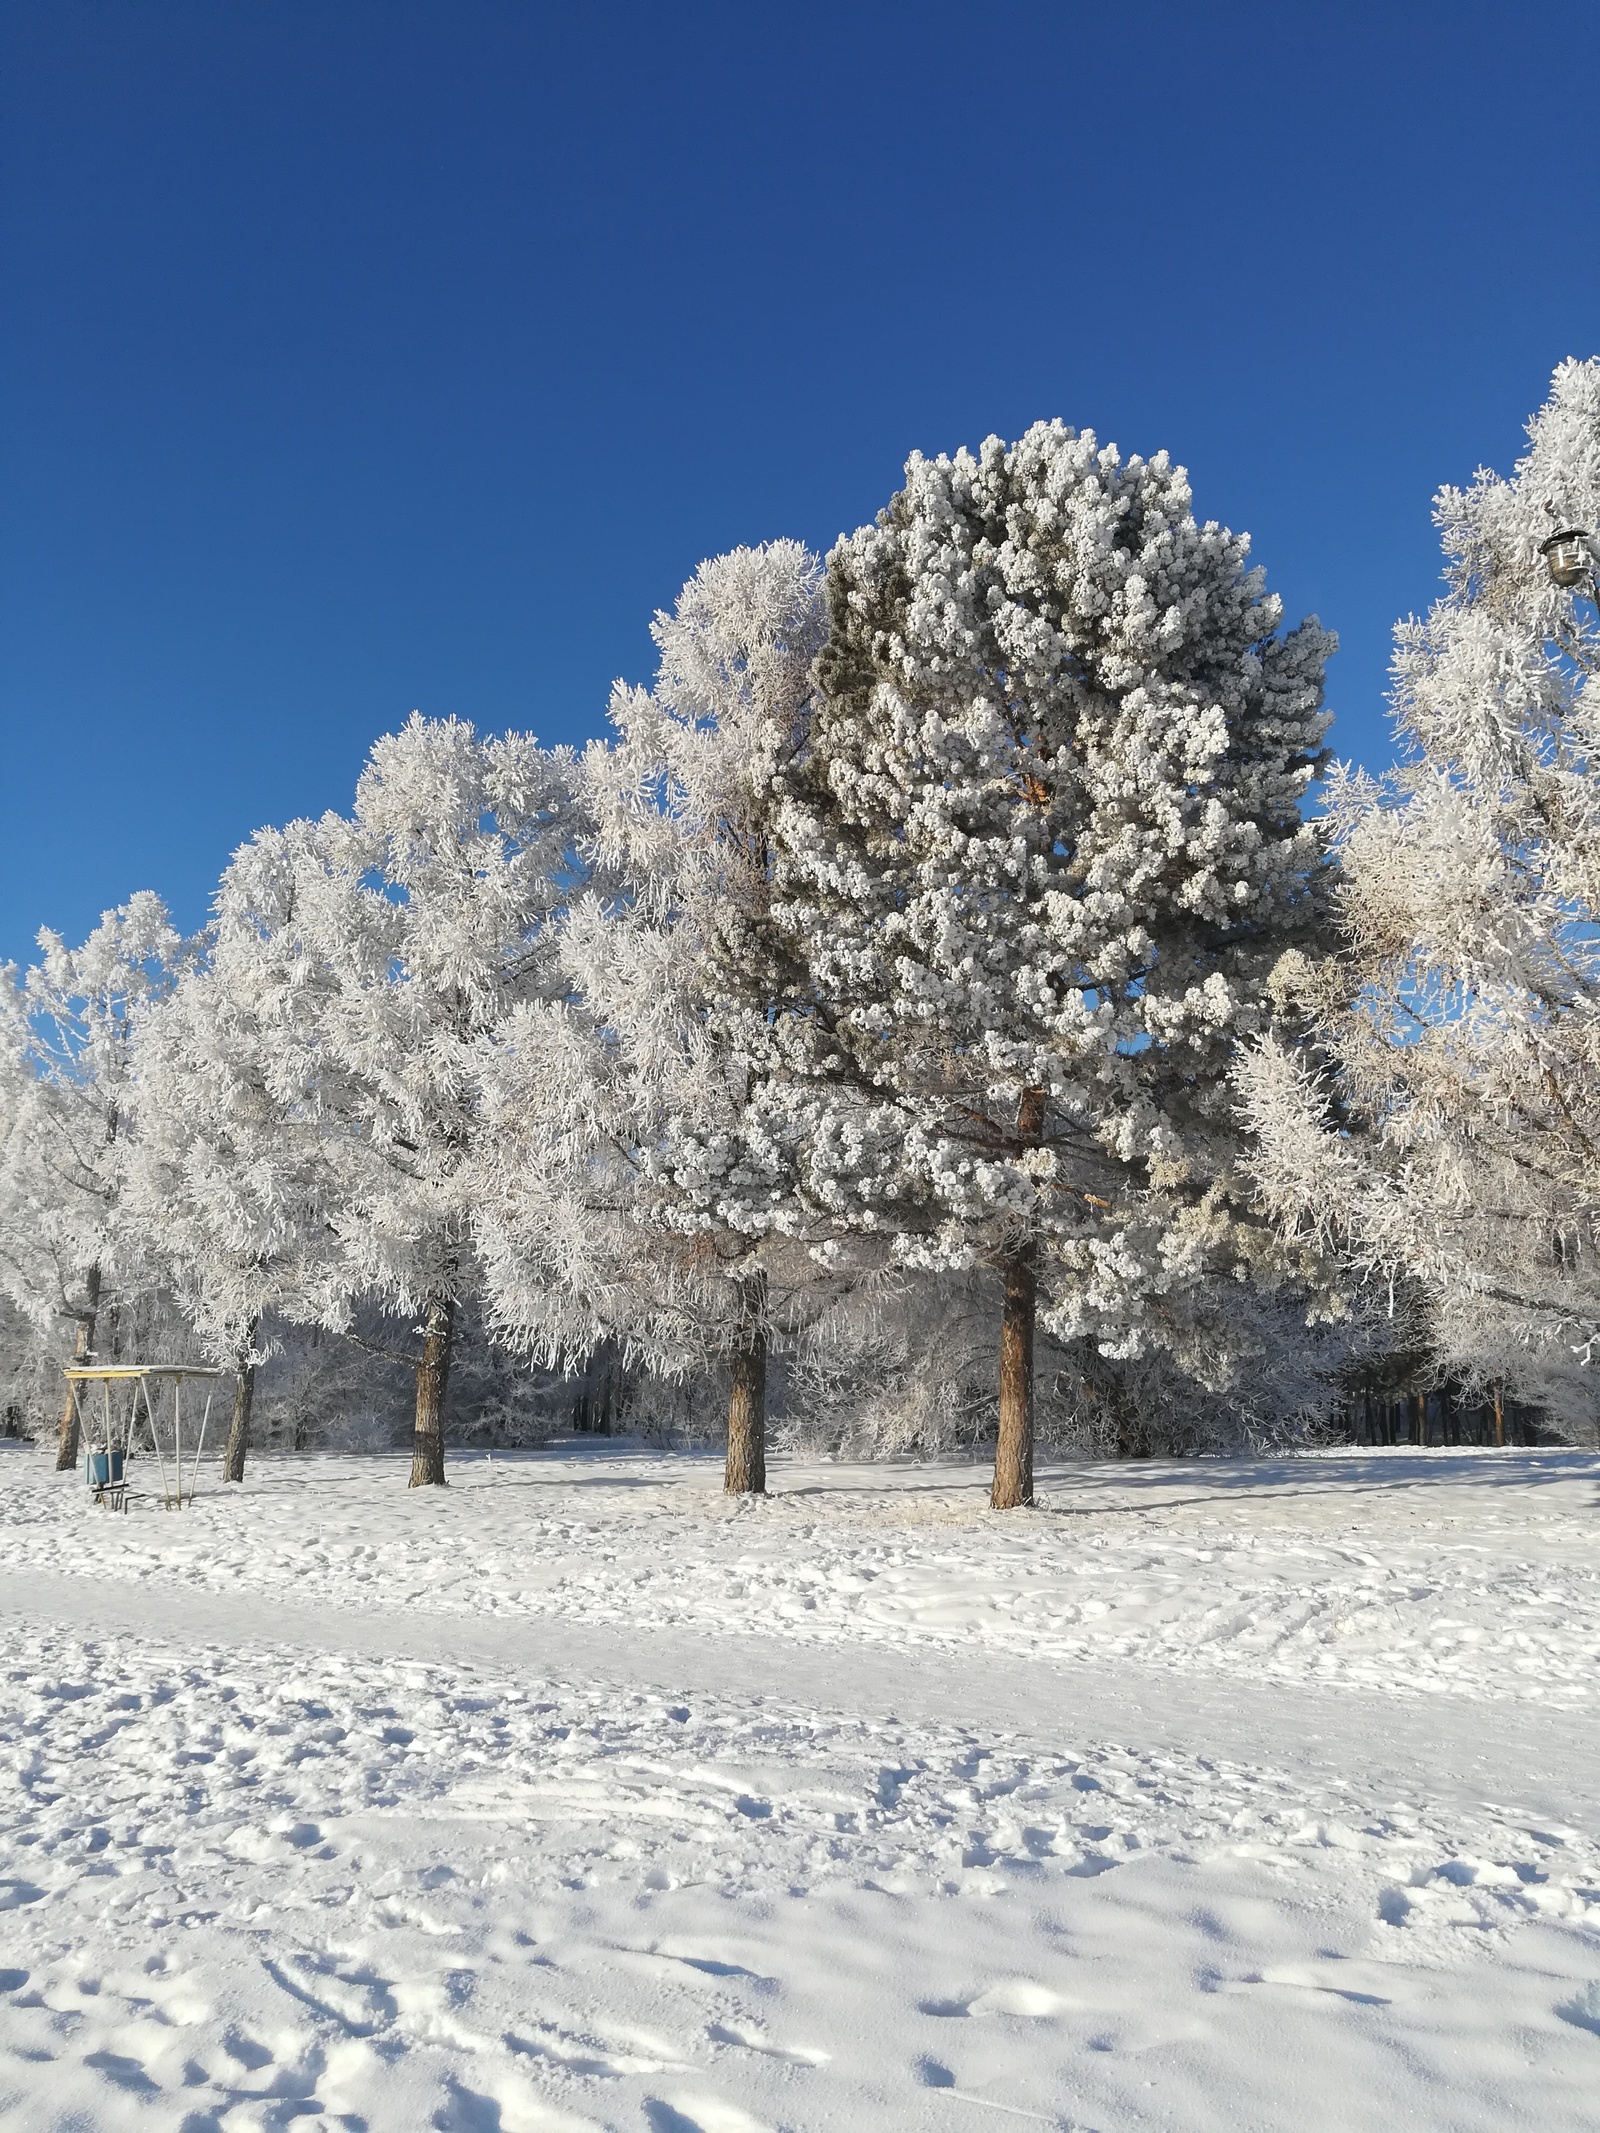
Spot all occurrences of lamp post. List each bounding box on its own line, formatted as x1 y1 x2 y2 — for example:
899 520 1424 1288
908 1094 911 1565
1540 526 1600 593
1539 527 1600 677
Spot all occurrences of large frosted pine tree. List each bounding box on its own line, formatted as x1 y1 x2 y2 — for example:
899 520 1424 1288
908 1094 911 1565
762 422 1334 1504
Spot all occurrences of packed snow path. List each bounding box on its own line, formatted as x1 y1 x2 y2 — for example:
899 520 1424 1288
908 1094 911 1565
2 1445 1599 2130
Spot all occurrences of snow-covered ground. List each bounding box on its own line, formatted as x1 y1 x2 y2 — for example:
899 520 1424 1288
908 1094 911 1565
5 1443 1598 1707
3 1442 1599 2130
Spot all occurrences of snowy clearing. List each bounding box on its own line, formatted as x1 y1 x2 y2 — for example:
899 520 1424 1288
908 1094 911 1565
4 1444 1599 1708
3 1443 1600 2130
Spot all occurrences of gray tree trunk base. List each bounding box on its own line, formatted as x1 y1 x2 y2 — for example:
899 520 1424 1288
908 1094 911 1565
55 1293 99 1472
224 1343 257 1484
410 1297 454 1488
991 1092 1043 1511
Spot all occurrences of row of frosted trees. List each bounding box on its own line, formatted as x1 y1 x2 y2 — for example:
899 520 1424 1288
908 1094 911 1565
1242 358 1600 1440
5 369 1599 1501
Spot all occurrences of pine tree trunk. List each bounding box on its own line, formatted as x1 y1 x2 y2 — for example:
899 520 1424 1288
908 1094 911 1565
724 1272 767 1496
1493 1383 1505 1447
992 1241 1037 1508
991 1088 1044 1511
409 1296 454 1488
224 1320 259 1483
55 1270 101 1471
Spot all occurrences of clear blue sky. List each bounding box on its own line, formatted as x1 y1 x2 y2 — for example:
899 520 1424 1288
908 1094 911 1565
3 1 1598 966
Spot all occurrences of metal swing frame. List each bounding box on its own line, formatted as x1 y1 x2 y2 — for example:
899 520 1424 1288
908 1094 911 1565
65 1364 228 1511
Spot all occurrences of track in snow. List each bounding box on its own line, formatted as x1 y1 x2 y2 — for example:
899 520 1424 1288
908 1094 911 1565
3 1441 1600 2129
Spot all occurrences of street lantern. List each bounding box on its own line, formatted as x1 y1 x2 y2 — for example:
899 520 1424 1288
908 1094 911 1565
1540 528 1595 590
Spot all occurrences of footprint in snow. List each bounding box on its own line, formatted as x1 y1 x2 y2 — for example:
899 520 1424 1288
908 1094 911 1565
82 2050 161 2098
219 2027 275 2072
653 1946 774 1985
920 1981 1069 2020
264 1951 397 2035
1555 1982 1600 2037
644 2097 774 2133
706 2020 828 2064
436 2069 600 2131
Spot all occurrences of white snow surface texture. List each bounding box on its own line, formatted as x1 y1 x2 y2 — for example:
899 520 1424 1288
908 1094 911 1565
2 1443 1599 2131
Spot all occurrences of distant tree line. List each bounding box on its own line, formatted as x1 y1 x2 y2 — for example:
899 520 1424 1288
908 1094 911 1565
5 370 1599 1500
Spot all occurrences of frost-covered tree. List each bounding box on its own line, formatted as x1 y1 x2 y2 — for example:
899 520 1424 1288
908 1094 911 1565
0 894 185 1466
472 544 836 1492
1241 359 1600 1422
761 423 1335 1505
124 827 342 1481
246 715 579 1487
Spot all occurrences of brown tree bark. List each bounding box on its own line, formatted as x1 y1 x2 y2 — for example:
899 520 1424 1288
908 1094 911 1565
1492 1383 1505 1447
991 1241 1037 1507
54 1267 101 1471
224 1319 259 1483
724 1272 767 1496
409 1296 455 1488
991 1088 1045 1511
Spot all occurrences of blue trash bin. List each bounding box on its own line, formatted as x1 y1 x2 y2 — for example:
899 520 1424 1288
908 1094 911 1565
87 1450 125 1488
